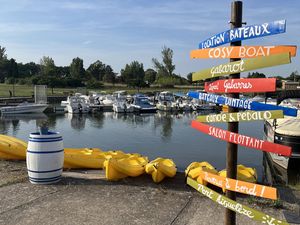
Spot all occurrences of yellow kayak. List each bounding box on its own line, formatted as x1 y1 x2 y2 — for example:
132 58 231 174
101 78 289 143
185 161 218 185
64 148 106 169
0 135 27 160
219 164 257 183
145 158 177 183
104 155 148 181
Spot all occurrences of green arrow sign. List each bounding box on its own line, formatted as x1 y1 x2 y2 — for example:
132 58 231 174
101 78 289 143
192 52 291 81
196 110 284 123
187 177 289 225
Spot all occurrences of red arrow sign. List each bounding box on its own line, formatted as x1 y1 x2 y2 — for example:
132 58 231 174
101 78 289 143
205 78 276 93
191 121 292 156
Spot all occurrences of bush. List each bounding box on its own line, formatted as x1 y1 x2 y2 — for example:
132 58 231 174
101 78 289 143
86 80 104 88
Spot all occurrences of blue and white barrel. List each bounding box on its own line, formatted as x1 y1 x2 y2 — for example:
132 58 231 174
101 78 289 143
26 132 64 184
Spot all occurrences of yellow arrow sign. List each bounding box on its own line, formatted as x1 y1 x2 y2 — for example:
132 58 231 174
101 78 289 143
192 52 291 81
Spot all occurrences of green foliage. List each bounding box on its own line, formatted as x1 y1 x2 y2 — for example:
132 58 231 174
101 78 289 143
18 62 40 78
121 61 145 88
40 56 56 78
187 73 193 83
247 72 266 78
152 46 175 77
70 57 85 79
155 75 188 87
0 46 7 61
86 79 104 88
87 60 106 81
145 69 157 84
103 65 116 84
286 71 300 82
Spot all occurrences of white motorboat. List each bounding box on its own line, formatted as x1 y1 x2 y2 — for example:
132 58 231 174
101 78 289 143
0 102 48 114
65 94 89 114
156 91 178 111
131 94 157 113
264 99 300 169
112 91 134 113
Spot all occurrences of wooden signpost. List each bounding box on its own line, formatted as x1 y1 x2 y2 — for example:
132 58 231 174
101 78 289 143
188 1 294 224
191 45 296 59
197 170 277 200
196 110 284 123
187 91 298 117
199 20 286 49
192 52 291 81
204 78 276 93
187 177 288 225
191 121 292 157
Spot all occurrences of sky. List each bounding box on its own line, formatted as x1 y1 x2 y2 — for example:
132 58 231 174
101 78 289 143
0 0 299 78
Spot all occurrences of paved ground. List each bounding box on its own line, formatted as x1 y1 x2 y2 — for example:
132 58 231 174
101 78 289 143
0 160 299 225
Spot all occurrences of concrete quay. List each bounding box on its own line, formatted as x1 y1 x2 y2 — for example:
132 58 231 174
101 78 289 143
0 160 299 225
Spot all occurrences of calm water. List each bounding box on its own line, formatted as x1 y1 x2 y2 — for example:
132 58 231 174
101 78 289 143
0 111 266 179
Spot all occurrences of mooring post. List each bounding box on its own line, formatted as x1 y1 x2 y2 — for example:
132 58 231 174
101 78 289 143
225 1 243 225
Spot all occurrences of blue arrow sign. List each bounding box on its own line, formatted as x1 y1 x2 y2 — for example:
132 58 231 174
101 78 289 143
188 91 297 117
199 20 286 49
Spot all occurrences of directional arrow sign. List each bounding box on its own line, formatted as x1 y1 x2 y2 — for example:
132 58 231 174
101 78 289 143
191 121 292 156
204 78 277 93
187 177 288 224
197 170 277 200
199 20 286 49
187 91 298 117
191 45 297 59
192 52 291 81
196 110 284 123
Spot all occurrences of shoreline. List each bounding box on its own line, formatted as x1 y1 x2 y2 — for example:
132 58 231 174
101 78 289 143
1 160 299 224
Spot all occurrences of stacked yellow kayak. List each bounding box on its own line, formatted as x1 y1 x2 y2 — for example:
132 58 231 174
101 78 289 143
185 161 218 185
145 158 177 183
219 164 257 183
0 135 27 160
64 148 106 169
104 154 149 181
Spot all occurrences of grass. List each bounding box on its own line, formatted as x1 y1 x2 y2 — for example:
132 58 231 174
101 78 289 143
0 83 202 97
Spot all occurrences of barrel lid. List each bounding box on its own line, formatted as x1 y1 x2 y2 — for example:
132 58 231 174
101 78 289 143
30 131 61 139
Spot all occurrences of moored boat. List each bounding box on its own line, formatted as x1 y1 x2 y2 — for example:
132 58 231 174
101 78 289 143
156 91 178 111
0 102 48 114
131 94 157 113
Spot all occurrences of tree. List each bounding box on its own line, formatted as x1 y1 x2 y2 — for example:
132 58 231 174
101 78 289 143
7 58 18 96
70 57 85 80
152 46 175 77
144 69 157 85
247 72 266 78
187 73 193 83
87 60 106 81
121 61 145 90
40 56 56 78
103 65 116 84
287 71 300 82
0 46 7 61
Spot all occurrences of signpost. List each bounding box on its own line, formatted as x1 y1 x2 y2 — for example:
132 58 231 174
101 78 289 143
192 52 291 81
204 78 276 93
191 45 296 59
196 110 284 123
188 91 298 117
191 121 292 156
187 177 288 225
199 20 286 49
197 170 277 200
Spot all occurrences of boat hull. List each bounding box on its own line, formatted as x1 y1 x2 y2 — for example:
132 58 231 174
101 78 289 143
0 104 48 114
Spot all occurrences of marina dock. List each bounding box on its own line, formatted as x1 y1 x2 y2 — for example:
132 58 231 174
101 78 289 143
1 160 299 225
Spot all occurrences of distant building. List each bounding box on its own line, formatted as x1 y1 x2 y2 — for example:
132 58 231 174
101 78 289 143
281 80 300 90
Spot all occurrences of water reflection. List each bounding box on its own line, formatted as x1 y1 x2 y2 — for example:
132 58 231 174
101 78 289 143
67 113 87 131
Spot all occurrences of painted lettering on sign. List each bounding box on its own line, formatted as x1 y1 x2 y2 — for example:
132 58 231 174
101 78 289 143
205 78 276 93
192 52 291 81
188 91 298 117
196 110 284 123
199 20 286 49
191 45 297 59
191 121 292 156
187 177 288 224
199 171 277 200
